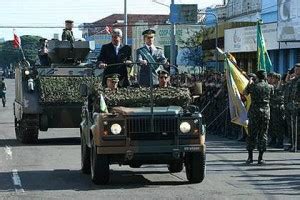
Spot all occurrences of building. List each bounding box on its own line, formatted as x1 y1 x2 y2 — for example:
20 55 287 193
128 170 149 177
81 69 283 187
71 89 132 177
203 0 300 73
223 0 300 74
80 14 169 50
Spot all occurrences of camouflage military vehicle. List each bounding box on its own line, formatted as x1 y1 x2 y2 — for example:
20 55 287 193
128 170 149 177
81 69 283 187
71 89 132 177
80 85 206 185
14 40 101 143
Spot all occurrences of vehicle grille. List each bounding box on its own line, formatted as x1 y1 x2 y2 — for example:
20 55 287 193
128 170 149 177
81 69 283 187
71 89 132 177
127 116 178 140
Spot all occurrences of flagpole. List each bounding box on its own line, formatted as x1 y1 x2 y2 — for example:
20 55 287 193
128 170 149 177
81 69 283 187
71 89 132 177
19 46 26 60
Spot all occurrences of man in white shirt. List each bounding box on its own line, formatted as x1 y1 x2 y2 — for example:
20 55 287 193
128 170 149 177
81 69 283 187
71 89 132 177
136 29 168 87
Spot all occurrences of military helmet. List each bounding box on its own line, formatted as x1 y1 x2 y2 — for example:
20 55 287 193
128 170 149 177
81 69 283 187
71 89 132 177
105 73 120 81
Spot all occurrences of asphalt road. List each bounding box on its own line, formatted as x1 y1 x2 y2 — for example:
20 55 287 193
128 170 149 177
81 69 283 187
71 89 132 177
0 79 299 200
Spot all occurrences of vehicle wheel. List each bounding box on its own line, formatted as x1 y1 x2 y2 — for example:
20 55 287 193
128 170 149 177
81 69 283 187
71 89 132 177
15 118 38 144
80 131 90 174
129 163 142 168
168 161 183 173
90 139 109 185
185 152 206 183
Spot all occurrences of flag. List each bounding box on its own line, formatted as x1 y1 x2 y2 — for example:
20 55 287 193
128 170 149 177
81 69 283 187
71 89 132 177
225 57 250 129
99 94 108 113
257 20 272 72
13 32 21 49
104 26 112 34
217 48 251 129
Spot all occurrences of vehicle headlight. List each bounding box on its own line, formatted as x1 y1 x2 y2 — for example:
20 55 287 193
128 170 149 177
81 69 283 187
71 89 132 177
24 70 30 75
180 122 191 133
110 123 122 135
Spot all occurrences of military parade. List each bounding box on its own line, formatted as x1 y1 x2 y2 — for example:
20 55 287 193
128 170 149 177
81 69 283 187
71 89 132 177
0 0 299 199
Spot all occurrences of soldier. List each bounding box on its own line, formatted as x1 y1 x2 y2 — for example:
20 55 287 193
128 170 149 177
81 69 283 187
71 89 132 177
0 77 6 107
243 70 274 165
289 63 300 151
62 20 75 43
136 29 168 87
105 73 120 92
38 38 50 66
97 28 132 87
283 69 294 151
156 69 170 88
268 73 285 148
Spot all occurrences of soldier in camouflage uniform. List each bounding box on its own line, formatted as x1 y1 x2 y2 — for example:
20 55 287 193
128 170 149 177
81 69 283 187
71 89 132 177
62 20 75 43
268 73 285 148
289 64 300 151
243 70 274 165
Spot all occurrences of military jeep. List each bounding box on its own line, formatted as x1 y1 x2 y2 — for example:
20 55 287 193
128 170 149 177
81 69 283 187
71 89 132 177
80 86 206 185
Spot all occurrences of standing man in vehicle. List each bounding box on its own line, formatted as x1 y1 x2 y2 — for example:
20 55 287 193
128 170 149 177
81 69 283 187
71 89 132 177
62 20 75 43
136 29 168 87
0 77 7 107
97 28 132 87
243 70 274 165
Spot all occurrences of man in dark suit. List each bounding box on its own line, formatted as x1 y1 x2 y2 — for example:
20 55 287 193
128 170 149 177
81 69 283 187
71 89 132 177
97 28 132 87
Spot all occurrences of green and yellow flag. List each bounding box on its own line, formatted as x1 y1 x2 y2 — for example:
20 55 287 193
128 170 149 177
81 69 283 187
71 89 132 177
217 48 250 132
257 20 272 72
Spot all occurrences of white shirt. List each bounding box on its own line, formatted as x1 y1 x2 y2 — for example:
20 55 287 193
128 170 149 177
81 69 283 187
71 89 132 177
145 44 157 54
114 44 121 55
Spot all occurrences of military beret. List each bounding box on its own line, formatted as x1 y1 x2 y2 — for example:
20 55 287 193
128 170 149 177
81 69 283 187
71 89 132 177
65 20 74 23
157 69 169 76
112 28 123 37
142 29 156 36
295 63 300 67
105 73 120 81
256 70 267 79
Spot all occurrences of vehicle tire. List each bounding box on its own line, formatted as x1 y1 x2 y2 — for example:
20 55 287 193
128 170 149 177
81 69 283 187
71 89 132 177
168 161 183 173
90 139 109 185
15 118 38 144
185 152 206 183
80 131 91 174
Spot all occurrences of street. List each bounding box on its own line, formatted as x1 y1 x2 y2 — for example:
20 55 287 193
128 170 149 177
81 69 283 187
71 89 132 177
0 79 299 200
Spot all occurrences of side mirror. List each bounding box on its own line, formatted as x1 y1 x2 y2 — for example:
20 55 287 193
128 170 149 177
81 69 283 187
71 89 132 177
79 84 88 97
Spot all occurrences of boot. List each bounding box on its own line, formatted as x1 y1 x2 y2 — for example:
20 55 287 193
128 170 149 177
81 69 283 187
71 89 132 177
245 150 253 164
258 151 266 165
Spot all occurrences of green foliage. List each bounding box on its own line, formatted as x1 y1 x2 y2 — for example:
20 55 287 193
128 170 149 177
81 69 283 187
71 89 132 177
39 77 101 104
0 35 41 67
98 87 191 107
179 27 214 66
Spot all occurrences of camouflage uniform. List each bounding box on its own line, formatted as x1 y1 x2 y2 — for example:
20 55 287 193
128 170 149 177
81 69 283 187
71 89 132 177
283 81 293 149
290 76 300 150
244 80 274 152
268 82 285 147
62 29 75 43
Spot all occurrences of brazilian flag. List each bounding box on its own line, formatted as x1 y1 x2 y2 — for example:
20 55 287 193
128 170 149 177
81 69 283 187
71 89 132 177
257 20 272 72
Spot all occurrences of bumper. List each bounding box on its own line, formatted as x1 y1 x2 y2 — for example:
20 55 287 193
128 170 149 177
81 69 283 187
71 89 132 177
96 144 206 156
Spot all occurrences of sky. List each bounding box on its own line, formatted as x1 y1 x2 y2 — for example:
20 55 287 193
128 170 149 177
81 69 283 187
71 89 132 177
0 0 224 41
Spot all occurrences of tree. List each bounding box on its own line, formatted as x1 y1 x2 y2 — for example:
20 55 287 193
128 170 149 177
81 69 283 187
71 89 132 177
0 35 42 68
179 26 214 68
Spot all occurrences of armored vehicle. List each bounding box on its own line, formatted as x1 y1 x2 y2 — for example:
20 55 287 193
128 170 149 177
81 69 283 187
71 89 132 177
14 40 101 143
80 86 206 185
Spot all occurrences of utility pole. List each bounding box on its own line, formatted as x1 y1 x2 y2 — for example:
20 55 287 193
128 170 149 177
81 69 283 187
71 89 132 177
170 0 176 66
124 0 128 45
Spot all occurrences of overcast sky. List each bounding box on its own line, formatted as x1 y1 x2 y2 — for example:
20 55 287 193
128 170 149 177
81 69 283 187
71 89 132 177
0 0 223 40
